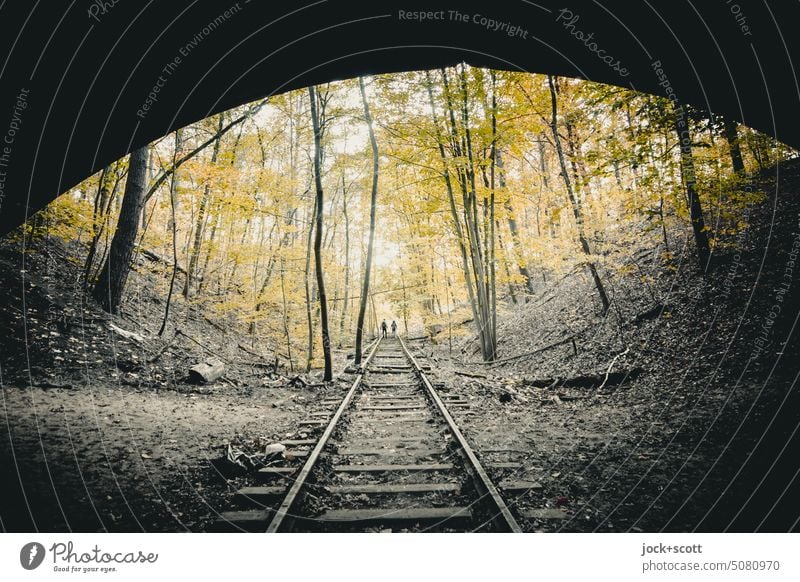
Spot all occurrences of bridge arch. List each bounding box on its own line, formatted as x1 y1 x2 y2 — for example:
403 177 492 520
0 0 797 233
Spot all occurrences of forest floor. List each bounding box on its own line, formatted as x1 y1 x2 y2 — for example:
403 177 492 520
2 162 800 532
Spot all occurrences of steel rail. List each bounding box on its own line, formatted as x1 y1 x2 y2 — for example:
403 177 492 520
397 336 523 533
265 337 383 533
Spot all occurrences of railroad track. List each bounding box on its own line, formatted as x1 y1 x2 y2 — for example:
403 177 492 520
214 336 523 532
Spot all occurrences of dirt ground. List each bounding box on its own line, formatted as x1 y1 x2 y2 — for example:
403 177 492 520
427 362 799 532
0 381 320 532
3 358 796 532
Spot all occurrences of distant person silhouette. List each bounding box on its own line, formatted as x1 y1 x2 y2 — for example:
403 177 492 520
381 319 388 338
391 320 398 336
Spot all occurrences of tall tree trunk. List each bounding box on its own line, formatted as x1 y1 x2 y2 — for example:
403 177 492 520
426 71 481 345
196 210 220 295
537 135 550 189
448 68 489 357
429 69 496 358
249 221 278 338
158 129 183 336
83 162 117 288
673 104 712 272
308 85 333 381
92 146 149 313
304 199 316 372
498 152 535 298
488 70 498 357
226 216 251 291
565 120 585 206
399 267 409 333
184 114 224 298
723 117 745 174
480 160 520 306
547 75 610 314
255 211 294 313
279 256 294 371
625 101 641 191
431 66 497 359
494 226 518 303
370 294 379 338
354 76 380 365
457 65 495 360
338 172 351 346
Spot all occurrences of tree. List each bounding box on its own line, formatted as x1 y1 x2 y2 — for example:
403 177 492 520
158 128 183 336
498 154 535 299
355 76 380 365
92 145 149 313
338 171 351 345
89 101 263 314
723 117 746 174
304 194 316 371
184 114 224 298
547 75 610 314
83 160 124 289
424 68 498 360
673 103 712 272
308 84 333 381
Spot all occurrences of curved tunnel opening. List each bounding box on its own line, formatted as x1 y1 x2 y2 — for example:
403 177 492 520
1 65 799 533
